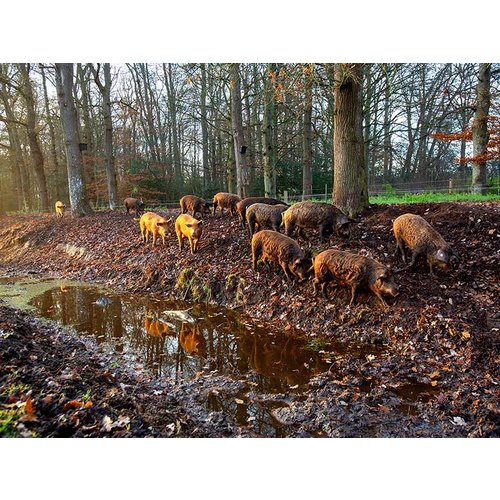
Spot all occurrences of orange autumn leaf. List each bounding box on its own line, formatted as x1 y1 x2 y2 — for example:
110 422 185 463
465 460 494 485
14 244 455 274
63 400 93 411
429 371 440 379
25 397 36 415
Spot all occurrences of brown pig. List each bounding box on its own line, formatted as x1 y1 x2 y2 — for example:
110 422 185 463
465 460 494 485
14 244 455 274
236 197 284 228
55 201 66 218
246 203 288 238
251 230 312 281
144 316 173 338
124 197 145 215
393 213 455 275
312 249 398 309
283 201 350 242
138 212 172 246
180 194 211 218
175 213 203 254
179 323 206 357
212 192 241 216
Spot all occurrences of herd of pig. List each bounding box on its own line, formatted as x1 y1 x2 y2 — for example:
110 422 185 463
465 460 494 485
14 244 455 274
55 194 456 309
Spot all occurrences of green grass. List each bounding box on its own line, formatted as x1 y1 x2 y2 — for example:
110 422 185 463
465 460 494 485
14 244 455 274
369 192 500 204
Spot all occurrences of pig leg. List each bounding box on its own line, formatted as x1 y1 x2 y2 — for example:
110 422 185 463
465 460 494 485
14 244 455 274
395 237 406 263
177 232 184 251
349 285 359 306
428 260 435 276
251 244 261 271
281 263 293 281
189 237 195 254
285 221 295 237
298 227 307 239
371 288 388 310
152 231 157 246
248 220 255 239
212 201 218 216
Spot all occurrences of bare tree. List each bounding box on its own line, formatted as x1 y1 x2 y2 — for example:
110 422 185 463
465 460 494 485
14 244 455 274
471 63 491 193
91 63 118 209
55 63 93 216
18 64 49 211
230 63 248 198
302 64 313 198
262 63 276 197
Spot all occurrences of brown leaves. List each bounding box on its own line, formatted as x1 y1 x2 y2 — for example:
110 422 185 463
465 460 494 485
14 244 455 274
63 400 93 411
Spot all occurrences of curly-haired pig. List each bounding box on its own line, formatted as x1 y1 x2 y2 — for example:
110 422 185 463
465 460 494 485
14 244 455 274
312 249 398 309
282 201 350 242
55 201 66 218
124 197 145 215
138 212 172 246
393 213 455 275
180 195 211 218
212 192 241 216
246 203 289 238
251 230 312 281
236 197 284 228
175 213 203 254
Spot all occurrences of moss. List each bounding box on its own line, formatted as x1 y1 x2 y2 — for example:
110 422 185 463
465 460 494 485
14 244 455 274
304 338 329 352
0 409 19 437
176 267 212 302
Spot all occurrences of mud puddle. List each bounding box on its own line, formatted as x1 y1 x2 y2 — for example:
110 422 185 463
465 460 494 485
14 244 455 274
0 277 439 436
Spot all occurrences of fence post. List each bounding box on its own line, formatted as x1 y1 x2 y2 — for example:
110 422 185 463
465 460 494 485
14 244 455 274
283 190 288 205
448 178 453 194
325 184 328 201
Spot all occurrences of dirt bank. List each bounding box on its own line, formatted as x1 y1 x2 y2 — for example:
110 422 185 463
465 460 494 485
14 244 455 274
0 201 498 437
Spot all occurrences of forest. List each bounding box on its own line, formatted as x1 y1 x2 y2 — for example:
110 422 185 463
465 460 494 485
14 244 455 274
0 63 499 216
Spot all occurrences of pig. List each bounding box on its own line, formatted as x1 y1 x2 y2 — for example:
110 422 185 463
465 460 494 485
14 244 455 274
175 213 203 254
144 316 173 337
246 203 288 238
124 197 145 215
138 212 172 246
179 195 211 218
212 192 241 216
282 201 350 242
251 230 312 281
55 201 65 218
312 249 398 309
236 197 284 228
393 213 455 276
179 323 206 357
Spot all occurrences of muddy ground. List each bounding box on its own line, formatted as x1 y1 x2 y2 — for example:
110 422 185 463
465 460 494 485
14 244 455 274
0 201 498 437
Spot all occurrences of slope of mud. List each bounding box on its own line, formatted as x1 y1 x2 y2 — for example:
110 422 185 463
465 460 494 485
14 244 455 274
0 201 498 437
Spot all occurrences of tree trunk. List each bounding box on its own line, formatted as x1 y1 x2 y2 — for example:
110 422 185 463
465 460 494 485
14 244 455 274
18 64 49 211
91 63 118 209
164 64 182 197
40 65 62 202
229 63 248 198
332 64 368 217
471 63 491 193
200 63 210 190
55 63 93 217
262 63 276 197
302 65 313 199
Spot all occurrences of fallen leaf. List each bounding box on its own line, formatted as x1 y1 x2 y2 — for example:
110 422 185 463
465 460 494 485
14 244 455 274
461 331 471 339
63 400 92 411
431 381 438 387
429 371 440 379
235 398 245 405
25 398 36 415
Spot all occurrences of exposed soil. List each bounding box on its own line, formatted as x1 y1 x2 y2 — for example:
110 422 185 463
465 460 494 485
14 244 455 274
0 201 499 437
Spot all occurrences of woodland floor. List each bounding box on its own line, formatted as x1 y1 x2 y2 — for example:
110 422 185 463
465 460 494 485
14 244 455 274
0 201 498 437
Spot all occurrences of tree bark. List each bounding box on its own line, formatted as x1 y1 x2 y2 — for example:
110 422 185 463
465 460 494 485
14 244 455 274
302 64 313 199
262 63 276 197
471 63 491 193
92 63 118 209
200 63 210 190
40 64 62 202
332 64 368 217
55 63 93 217
18 64 49 211
230 63 248 198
